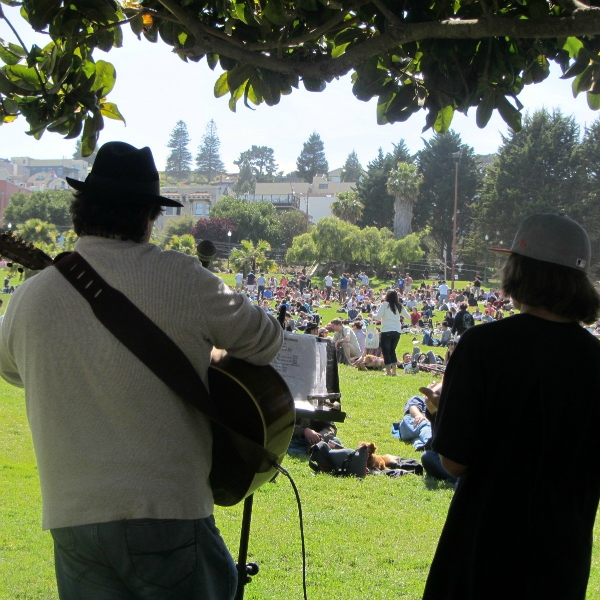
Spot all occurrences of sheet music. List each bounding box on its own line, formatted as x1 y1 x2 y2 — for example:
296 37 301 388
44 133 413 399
271 332 321 401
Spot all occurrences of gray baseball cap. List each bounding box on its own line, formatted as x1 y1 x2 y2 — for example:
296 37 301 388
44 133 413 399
489 213 591 272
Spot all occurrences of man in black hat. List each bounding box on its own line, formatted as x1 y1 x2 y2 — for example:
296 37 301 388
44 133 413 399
0 142 283 600
422 214 600 600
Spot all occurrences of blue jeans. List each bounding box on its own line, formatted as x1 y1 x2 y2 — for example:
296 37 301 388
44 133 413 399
380 330 400 366
51 516 237 600
421 450 458 484
399 414 432 451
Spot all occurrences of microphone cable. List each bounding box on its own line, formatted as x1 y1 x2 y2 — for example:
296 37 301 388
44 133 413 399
274 463 309 600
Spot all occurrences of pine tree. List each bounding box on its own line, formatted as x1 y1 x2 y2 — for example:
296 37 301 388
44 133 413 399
340 150 363 182
196 119 226 183
165 120 192 182
415 131 481 261
296 132 328 182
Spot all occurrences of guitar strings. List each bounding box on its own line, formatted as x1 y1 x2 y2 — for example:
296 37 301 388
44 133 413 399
274 463 309 600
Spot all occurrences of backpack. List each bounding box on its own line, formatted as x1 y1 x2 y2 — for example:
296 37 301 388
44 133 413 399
462 311 474 330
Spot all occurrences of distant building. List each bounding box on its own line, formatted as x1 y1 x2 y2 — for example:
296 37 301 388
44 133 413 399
254 175 356 222
26 170 70 191
10 157 88 187
156 184 233 230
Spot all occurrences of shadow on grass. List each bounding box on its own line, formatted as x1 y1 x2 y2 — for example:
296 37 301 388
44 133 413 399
423 475 456 491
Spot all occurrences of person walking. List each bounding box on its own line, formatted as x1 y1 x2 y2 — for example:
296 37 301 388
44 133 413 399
372 289 403 376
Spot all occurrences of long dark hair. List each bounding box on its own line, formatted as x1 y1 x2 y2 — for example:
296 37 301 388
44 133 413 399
385 289 402 314
501 253 600 324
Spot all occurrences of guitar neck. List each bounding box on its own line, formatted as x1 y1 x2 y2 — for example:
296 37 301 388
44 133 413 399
0 230 54 271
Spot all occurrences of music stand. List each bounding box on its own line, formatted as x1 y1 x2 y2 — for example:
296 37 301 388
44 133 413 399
235 338 342 599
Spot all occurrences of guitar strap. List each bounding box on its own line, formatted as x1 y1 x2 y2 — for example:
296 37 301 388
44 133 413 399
54 251 276 474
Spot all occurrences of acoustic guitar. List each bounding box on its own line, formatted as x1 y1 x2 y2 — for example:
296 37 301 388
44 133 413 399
0 229 296 507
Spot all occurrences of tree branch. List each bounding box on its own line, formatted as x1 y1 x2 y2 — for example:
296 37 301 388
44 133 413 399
157 0 371 52
370 0 403 27
164 12 600 81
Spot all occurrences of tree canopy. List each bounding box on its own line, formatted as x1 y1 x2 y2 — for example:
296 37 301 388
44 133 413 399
4 190 72 228
2 1 600 153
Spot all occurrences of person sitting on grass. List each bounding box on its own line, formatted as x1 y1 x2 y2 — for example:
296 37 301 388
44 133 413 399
439 321 452 346
288 417 341 455
328 318 361 365
444 340 457 366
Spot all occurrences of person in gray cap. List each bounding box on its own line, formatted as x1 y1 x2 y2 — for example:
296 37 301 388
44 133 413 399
0 142 283 600
422 214 600 600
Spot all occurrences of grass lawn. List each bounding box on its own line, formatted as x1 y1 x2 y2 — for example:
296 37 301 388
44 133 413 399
2 276 600 599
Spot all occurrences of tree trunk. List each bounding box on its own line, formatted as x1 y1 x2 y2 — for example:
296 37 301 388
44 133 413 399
393 196 413 238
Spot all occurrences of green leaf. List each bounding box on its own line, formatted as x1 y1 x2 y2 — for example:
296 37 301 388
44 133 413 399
81 117 98 157
214 71 229 97
572 66 594 97
206 53 218 70
226 64 253 92
303 78 326 92
352 56 388 101
562 37 583 59
433 104 454 132
65 112 84 139
100 101 125 123
496 95 522 131
2 98 18 115
233 3 248 24
4 64 41 90
587 92 600 111
228 82 245 111
0 40 23 66
91 60 116 96
331 42 349 59
0 70 18 93
130 14 143 39
476 90 495 129
263 0 290 26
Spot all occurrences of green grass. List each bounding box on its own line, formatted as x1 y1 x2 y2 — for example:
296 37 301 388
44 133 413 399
2 282 599 599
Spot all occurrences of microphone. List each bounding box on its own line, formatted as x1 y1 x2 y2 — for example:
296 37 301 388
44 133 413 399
197 239 217 268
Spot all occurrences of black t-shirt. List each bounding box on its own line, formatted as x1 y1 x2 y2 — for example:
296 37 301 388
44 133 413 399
424 314 600 600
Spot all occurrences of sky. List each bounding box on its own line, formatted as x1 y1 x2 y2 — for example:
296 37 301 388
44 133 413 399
1 6 599 174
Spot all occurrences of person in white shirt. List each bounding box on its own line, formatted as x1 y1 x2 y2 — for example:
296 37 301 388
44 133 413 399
372 289 403 376
324 272 333 300
235 271 244 289
437 281 450 308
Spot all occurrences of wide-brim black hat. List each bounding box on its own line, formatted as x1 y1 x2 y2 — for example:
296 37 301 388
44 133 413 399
66 141 183 207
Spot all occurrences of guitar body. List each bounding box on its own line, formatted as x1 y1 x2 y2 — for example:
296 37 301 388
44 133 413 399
208 354 295 506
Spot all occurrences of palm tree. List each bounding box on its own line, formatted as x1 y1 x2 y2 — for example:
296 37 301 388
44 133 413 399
386 162 422 238
165 234 197 255
331 190 363 225
17 219 58 245
229 239 275 273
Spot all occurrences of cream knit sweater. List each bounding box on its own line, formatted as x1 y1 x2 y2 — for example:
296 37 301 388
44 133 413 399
0 236 283 529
